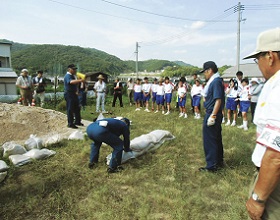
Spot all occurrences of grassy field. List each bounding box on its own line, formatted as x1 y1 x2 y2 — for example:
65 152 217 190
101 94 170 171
0 95 256 220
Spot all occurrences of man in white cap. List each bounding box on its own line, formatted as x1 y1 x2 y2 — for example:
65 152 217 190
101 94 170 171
94 74 106 113
244 27 280 220
16 69 33 106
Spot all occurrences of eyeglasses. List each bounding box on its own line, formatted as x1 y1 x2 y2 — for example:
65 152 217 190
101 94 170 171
254 52 269 64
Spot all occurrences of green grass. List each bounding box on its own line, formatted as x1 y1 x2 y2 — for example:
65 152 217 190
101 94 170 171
0 96 255 220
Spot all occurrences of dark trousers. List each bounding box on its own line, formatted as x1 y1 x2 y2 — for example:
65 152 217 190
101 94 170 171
87 123 123 169
203 112 224 169
64 92 81 126
112 92 123 107
251 102 257 122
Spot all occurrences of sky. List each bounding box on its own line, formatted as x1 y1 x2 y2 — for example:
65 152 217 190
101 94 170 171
1 0 279 68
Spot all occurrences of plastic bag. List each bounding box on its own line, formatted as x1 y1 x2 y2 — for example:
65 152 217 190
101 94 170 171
0 171 7 183
25 134 43 150
9 155 32 167
106 151 135 165
44 134 61 146
0 160 9 172
24 148 56 160
68 130 85 140
2 142 27 158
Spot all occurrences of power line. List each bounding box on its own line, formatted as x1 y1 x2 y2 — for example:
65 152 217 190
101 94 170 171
100 0 234 22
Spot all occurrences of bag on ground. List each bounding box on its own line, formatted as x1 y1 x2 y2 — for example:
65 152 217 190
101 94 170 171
9 154 32 167
24 134 43 150
2 142 27 158
24 148 56 160
0 171 7 183
0 160 9 172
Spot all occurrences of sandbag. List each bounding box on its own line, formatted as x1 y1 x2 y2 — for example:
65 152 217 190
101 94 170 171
0 160 9 172
106 151 135 165
68 130 85 140
44 134 61 146
2 142 27 158
24 148 56 160
0 171 7 183
9 154 32 167
25 134 43 150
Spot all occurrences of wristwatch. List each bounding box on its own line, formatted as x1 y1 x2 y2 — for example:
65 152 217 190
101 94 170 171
252 192 266 204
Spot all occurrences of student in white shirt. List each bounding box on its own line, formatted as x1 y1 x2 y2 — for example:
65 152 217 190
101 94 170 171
151 78 158 111
154 78 165 114
191 79 203 119
177 80 187 118
236 78 250 130
225 78 238 126
163 76 174 115
133 78 142 111
142 77 152 112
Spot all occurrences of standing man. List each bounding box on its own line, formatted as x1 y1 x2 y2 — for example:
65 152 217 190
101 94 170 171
244 28 280 220
94 74 106 113
189 73 200 113
87 117 132 173
200 61 225 172
33 70 47 107
112 78 123 108
64 64 84 129
16 69 33 106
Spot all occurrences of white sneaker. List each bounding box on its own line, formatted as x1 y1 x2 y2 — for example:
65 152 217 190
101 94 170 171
184 114 188 118
196 115 201 119
225 121 230 126
145 109 150 112
179 113 184 117
164 111 170 115
135 108 140 111
222 118 225 123
162 111 165 114
231 121 236 126
244 127 248 131
154 110 159 113
238 125 244 129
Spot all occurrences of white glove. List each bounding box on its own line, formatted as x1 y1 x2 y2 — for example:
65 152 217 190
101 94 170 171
207 114 216 126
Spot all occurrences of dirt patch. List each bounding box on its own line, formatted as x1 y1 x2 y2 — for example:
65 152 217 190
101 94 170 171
0 103 90 145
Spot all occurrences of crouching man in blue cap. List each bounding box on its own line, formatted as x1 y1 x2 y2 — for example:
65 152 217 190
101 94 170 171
86 117 131 173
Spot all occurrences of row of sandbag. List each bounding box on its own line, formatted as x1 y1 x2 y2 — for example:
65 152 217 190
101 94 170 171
106 130 175 165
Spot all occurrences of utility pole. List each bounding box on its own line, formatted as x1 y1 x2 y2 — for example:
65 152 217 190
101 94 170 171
135 42 140 78
235 2 244 71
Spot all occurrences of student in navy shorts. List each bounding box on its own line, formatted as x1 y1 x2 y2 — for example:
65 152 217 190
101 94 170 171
237 78 250 131
225 78 238 126
134 78 142 111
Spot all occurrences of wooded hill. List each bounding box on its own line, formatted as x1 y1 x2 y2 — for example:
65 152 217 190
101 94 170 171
1 40 191 76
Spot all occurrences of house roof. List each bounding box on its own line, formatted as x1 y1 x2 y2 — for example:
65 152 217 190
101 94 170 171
222 63 263 78
0 71 18 78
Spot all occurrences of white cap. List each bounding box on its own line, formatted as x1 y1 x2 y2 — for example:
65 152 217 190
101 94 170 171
21 69 28 73
251 78 259 84
243 27 280 59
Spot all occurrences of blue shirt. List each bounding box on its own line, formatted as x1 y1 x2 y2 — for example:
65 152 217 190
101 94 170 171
64 72 77 93
96 118 130 149
204 77 225 112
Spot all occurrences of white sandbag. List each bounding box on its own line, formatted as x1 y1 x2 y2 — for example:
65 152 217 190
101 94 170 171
130 134 157 152
2 142 27 158
24 134 43 150
0 171 7 183
68 130 85 140
24 148 56 160
0 160 9 172
9 154 32 167
44 134 61 146
106 151 135 165
149 130 175 142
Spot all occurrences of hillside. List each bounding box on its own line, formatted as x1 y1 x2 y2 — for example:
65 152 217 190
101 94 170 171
1 40 190 75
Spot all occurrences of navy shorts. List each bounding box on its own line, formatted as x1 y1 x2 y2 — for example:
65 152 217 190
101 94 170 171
156 95 164 105
192 95 201 107
240 101 250 112
134 92 142 102
143 93 150 102
152 92 157 102
178 97 186 107
226 97 238 111
165 93 172 104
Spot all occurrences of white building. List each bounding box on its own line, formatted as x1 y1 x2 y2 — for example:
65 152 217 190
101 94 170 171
0 42 18 95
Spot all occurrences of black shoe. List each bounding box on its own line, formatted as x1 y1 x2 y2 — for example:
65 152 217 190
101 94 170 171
75 123 84 126
68 124 78 129
107 166 124 173
198 167 217 173
88 162 96 169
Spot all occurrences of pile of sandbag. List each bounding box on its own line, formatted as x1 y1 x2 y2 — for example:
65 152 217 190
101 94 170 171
0 135 57 183
106 130 175 165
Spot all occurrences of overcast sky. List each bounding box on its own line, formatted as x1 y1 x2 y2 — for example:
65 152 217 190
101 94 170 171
1 0 279 67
